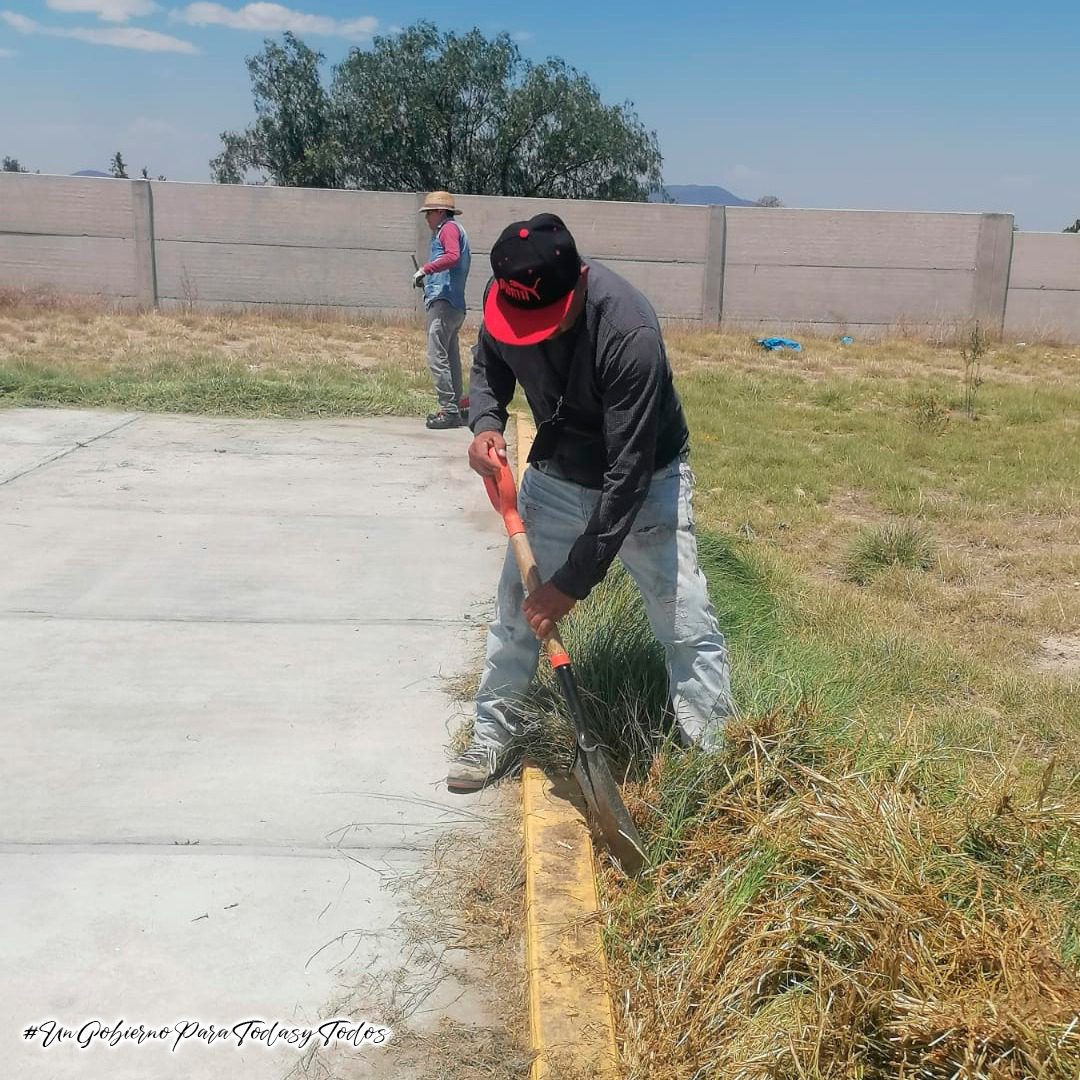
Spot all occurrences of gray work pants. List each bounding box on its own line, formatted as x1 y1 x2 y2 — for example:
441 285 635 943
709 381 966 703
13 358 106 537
425 300 466 413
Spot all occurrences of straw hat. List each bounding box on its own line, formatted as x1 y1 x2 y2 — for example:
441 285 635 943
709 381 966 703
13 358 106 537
418 190 461 215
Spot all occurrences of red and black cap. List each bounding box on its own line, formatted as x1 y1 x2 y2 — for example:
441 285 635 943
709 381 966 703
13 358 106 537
484 213 582 346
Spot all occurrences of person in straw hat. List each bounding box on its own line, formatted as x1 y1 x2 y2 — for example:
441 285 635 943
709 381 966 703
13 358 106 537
413 191 472 429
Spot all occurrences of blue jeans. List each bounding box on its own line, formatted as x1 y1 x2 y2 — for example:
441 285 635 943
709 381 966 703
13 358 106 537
474 458 735 750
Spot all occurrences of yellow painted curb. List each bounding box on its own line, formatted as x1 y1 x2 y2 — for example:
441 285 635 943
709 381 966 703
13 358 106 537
512 411 620 1080
523 768 618 1079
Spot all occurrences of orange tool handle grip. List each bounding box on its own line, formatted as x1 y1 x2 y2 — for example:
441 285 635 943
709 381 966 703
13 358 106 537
481 449 570 666
481 452 524 536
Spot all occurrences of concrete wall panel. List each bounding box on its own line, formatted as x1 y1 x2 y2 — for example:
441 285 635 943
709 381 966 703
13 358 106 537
0 235 138 296
725 208 981 270
155 240 418 309
452 193 709 262
1007 232 1080 289
723 265 973 325
586 259 704 320
972 213 1014 328
0 173 134 238
1003 233 1080 339
459 257 704 322
1003 290 1080 340
151 182 417 251
452 194 710 319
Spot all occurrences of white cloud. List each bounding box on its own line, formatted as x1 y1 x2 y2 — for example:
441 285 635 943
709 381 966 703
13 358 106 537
0 45 14 56
1 10 197 51
46 0 159 23
173 3 376 39
70 24 197 49
511 30 532 43
729 164 762 182
2 11 34 31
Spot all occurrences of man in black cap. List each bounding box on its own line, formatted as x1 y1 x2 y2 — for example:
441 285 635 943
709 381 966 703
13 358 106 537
446 213 735 791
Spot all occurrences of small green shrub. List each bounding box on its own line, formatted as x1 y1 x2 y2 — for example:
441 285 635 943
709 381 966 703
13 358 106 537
906 389 950 434
960 322 987 419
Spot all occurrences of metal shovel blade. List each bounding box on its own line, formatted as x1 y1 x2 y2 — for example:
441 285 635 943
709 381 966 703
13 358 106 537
555 665 646 876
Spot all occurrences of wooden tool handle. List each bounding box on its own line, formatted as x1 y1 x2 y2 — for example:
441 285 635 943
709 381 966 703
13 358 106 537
484 448 570 665
508 532 571 665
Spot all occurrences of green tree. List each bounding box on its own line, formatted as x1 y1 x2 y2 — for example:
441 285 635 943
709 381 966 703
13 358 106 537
1065 219 1080 233
755 194 783 207
211 32 338 187
110 152 129 179
2 156 28 172
212 23 663 201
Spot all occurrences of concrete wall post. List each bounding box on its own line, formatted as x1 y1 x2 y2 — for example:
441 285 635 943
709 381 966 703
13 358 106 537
131 179 158 310
972 212 1014 336
701 205 726 326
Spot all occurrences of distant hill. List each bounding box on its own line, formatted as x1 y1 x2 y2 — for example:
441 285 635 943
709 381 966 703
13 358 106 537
73 170 112 178
651 184 757 207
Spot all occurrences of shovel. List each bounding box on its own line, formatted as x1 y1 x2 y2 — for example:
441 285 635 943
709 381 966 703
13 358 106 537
481 448 646 875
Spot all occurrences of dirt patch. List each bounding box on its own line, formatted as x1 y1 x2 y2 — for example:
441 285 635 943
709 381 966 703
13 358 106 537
1034 634 1080 677
826 489 888 529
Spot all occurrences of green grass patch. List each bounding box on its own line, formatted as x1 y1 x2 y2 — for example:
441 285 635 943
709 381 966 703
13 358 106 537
905 388 950 433
0 355 432 418
551 530 1080 1078
681 364 1080 527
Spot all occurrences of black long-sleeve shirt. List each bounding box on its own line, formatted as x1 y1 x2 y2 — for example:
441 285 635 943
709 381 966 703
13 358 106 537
469 260 690 600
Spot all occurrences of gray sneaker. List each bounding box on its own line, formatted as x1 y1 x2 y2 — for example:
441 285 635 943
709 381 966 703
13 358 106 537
447 742 512 792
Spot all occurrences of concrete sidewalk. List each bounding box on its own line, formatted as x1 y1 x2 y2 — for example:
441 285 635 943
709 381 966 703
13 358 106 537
0 409 508 1079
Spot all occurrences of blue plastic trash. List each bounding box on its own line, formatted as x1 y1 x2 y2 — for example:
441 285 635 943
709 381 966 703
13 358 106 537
839 335 854 345
756 337 802 352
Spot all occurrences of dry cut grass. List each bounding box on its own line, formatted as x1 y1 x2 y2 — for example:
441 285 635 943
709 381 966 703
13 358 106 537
303 815 530 1080
607 709 1080 1079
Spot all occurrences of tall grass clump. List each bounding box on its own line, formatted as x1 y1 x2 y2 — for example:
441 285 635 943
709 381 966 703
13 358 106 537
516 533 777 775
842 520 937 585
607 708 1080 1080
515 564 670 773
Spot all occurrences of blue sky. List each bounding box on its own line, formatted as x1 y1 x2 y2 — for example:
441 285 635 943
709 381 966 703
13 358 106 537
1 0 1076 230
